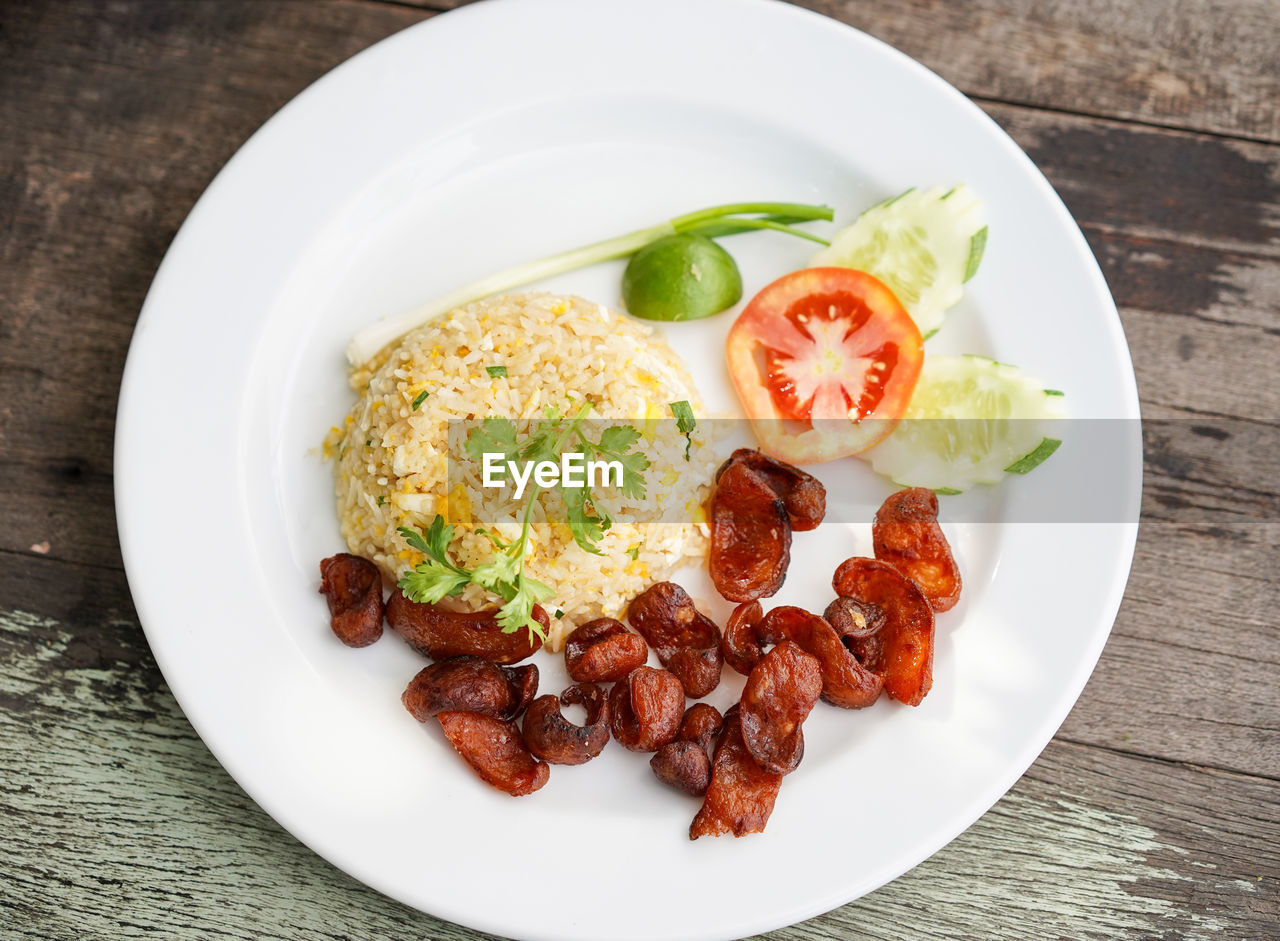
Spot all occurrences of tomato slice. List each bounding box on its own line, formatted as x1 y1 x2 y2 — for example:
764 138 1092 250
726 268 923 463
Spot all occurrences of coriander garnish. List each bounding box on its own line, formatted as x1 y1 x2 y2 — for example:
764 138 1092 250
670 400 695 460
398 403 649 644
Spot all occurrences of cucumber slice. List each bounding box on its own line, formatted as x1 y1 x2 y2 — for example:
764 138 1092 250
866 355 1065 492
811 185 987 338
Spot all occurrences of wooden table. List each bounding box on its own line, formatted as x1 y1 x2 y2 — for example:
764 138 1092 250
3 1 1277 937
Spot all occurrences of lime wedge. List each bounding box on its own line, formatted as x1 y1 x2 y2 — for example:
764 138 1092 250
811 185 987 338
866 355 1065 492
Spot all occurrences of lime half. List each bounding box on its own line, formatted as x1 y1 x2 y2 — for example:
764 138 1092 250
811 185 987 338
866 355 1065 492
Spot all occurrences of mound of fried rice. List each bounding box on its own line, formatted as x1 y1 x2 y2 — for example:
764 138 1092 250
329 293 716 650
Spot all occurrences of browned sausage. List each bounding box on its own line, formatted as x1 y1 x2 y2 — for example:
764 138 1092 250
627 582 723 698
402 656 539 721
738 641 822 775
319 554 384 647
758 606 883 709
832 557 935 706
386 588 547 664
716 449 826 531
690 709 783 839
872 487 962 612
650 703 724 797
608 666 685 752
521 683 610 765
564 618 648 684
709 461 791 602
435 711 549 796
722 601 765 676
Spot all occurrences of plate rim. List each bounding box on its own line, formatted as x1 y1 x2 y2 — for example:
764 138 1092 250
115 1 1143 938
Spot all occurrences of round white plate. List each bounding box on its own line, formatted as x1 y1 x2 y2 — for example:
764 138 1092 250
115 1 1141 938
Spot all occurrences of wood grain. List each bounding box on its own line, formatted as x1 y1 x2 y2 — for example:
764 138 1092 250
393 0 1280 141
2 2 1278 940
1 604 1274 940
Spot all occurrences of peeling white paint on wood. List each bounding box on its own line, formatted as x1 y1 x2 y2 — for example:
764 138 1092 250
3 607 1275 940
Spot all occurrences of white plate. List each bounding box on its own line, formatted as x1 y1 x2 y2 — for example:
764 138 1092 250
115 1 1141 938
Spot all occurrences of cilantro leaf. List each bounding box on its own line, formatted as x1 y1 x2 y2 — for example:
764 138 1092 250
398 564 470 604
563 485 608 554
597 424 642 454
583 423 649 500
670 400 696 460
465 418 520 465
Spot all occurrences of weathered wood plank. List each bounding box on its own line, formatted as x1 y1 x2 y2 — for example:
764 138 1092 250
1 604 1274 940
800 0 1280 142
3 6 1279 571
388 0 1280 141
986 103 1280 259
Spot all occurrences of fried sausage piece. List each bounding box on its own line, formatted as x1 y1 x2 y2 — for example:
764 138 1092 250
722 601 765 677
709 461 792 603
319 554 384 647
833 557 936 706
873 487 962 612
564 618 648 684
627 583 723 698
435 711 549 796
716 449 826 531
522 683 610 766
739 641 822 775
757 606 883 709
505 664 540 717
651 742 711 797
608 666 685 752
650 703 724 796
402 656 539 721
824 596 888 678
678 703 724 757
690 709 783 839
385 588 547 664
824 596 886 639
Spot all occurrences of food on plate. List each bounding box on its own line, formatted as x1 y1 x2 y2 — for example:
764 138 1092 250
626 582 724 698
320 180 1016 836
401 656 538 721
865 354 1065 492
346 202 833 365
650 741 713 797
331 292 716 650
714 448 826 531
318 553 384 647
872 487 962 611
622 233 743 321
676 702 724 756
709 458 792 601
722 600 767 676
564 618 649 683
521 683 611 766
832 557 936 706
757 605 883 710
385 589 548 664
690 707 783 839
823 595 886 640
607 665 685 752
650 703 724 797
435 711 549 796
725 267 924 464
810 184 987 339
738 641 822 775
